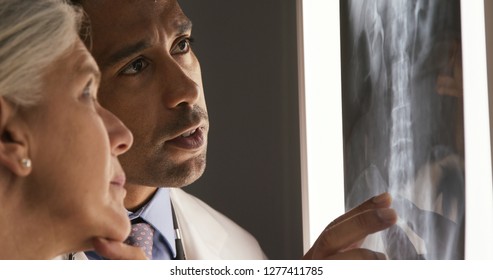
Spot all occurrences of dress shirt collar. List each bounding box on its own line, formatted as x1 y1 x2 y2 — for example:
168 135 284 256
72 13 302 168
128 188 176 258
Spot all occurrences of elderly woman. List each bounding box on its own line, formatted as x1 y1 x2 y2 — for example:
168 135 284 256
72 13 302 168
0 0 144 259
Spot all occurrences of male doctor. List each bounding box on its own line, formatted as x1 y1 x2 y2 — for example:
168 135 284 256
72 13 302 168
71 0 397 260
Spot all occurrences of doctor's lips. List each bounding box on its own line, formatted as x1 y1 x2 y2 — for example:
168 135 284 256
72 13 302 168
167 126 206 150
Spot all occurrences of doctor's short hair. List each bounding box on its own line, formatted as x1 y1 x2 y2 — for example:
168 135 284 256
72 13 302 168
0 0 82 107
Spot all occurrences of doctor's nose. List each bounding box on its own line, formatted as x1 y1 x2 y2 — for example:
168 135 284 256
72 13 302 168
161 61 200 109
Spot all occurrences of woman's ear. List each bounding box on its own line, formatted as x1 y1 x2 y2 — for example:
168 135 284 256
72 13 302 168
0 97 31 177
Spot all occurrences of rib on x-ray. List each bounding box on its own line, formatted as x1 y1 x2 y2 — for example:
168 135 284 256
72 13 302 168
341 0 464 259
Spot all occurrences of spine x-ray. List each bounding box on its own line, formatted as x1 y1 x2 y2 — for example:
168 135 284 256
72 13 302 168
341 0 464 259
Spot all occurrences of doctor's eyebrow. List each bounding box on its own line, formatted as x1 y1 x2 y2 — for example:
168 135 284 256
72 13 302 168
104 40 152 69
174 18 193 34
103 18 193 69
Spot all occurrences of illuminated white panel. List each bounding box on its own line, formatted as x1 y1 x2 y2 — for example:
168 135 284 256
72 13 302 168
298 0 345 252
299 0 493 258
461 0 493 260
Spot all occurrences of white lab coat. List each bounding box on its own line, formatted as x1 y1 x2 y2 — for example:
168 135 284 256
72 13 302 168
170 188 267 259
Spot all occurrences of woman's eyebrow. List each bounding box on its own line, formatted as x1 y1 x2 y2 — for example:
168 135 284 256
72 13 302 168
77 63 101 85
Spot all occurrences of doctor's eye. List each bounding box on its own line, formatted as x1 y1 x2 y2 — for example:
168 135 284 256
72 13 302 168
171 37 194 55
120 57 149 75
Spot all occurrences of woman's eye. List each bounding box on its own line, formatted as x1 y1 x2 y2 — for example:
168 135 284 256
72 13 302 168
121 58 149 75
172 37 194 55
82 87 91 98
81 80 94 102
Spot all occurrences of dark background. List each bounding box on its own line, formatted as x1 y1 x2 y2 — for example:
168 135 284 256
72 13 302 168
179 0 303 259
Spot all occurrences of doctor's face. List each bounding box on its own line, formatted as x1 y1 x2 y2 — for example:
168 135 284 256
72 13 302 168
80 0 209 188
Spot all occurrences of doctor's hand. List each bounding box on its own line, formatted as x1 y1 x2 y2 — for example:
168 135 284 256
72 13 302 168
302 192 397 260
92 237 148 260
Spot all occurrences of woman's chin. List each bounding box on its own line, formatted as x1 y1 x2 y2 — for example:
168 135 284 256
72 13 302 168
109 218 131 242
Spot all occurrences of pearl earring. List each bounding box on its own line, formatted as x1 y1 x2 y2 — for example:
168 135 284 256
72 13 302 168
21 158 31 168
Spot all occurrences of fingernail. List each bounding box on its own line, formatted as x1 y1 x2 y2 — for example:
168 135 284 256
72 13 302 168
372 192 390 205
377 208 397 223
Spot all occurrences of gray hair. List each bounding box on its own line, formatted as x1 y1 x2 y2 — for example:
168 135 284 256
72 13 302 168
0 0 82 106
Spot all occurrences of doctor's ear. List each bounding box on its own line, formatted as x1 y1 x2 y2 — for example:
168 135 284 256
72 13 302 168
0 97 31 177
